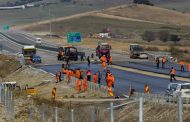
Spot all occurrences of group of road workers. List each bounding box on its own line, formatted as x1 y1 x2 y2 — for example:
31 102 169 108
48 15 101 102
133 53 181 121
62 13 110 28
155 57 190 82
54 54 115 97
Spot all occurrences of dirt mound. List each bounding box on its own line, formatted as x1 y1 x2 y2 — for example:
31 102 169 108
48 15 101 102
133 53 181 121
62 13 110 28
0 54 21 78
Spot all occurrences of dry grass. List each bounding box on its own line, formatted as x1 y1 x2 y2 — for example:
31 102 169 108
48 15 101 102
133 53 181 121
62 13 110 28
102 4 190 26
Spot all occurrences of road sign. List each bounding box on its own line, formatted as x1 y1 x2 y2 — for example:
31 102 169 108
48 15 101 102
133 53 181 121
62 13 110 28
67 32 81 43
2 25 10 31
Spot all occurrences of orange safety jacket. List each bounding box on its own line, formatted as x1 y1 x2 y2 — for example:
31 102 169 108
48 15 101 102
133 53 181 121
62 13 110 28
171 68 175 75
101 56 106 62
145 85 149 93
188 63 190 71
75 70 81 78
93 74 98 83
179 61 185 66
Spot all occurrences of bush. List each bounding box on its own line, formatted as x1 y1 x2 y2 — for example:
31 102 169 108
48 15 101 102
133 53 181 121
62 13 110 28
158 31 169 42
142 31 156 42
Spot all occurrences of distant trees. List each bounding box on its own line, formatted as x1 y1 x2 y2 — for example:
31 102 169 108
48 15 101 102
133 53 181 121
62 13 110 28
142 31 156 42
158 30 170 42
141 30 181 43
133 0 153 6
170 34 181 44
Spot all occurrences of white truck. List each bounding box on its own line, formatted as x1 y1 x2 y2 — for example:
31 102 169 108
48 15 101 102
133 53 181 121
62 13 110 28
129 44 148 59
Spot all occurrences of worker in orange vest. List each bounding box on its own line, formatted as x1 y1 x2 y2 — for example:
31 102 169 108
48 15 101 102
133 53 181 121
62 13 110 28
86 70 91 81
106 73 114 97
51 87 56 100
101 55 107 71
162 57 166 69
188 63 190 76
170 67 177 82
83 77 88 91
93 73 98 84
75 69 81 79
76 79 81 92
55 72 59 83
179 60 185 72
145 84 150 94
109 56 113 65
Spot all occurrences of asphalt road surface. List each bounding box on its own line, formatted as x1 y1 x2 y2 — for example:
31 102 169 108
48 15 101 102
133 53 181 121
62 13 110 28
36 63 185 96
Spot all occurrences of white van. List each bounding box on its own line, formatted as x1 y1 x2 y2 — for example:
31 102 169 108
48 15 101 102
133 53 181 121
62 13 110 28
36 38 42 46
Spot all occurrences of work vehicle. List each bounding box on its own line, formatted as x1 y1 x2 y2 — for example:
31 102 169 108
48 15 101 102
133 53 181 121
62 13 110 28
96 43 111 58
129 44 148 59
57 46 78 61
165 83 190 98
22 45 41 64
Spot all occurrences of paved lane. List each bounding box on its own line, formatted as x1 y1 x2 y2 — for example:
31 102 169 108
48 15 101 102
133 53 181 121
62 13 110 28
36 63 185 95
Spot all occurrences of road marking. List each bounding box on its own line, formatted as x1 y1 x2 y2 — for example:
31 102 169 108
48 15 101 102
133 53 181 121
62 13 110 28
110 65 190 82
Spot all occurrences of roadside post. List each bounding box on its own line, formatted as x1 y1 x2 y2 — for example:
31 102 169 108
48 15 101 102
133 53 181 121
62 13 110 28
178 95 183 122
139 97 143 122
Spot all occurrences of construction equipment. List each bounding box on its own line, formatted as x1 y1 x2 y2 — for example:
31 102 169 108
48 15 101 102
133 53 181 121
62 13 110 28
96 43 111 59
129 44 148 59
22 45 41 64
57 46 78 61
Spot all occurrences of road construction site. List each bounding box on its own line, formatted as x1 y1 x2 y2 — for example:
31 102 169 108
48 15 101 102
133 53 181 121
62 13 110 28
0 30 190 121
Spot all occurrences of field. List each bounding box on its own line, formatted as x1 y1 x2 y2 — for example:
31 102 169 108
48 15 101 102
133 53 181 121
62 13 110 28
0 0 129 28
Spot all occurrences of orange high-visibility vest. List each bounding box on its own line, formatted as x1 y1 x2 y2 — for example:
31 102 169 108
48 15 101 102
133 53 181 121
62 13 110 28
76 79 81 92
171 68 175 75
145 84 149 94
93 74 98 83
83 77 88 91
179 61 185 66
52 87 56 99
75 70 80 78
188 63 190 70
107 87 114 97
101 56 106 62
62 68 66 73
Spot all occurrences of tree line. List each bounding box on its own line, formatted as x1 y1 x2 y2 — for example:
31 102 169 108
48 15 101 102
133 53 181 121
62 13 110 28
142 30 181 43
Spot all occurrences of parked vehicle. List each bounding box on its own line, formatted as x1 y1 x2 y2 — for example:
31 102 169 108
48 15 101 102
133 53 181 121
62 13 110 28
129 44 148 59
57 46 78 61
166 83 190 98
96 43 111 59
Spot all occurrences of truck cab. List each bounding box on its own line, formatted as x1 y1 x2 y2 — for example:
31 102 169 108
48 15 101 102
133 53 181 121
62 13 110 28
57 46 78 61
129 44 148 59
22 45 41 64
96 43 111 59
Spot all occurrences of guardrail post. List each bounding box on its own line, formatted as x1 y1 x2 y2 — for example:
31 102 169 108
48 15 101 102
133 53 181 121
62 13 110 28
110 102 114 122
90 106 95 122
139 97 143 122
71 109 74 122
55 107 58 122
178 95 183 122
41 103 45 122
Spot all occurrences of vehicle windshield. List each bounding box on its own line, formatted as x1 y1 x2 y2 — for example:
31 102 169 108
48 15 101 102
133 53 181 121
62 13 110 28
100 45 110 50
181 84 190 89
22 49 36 56
65 47 77 53
131 45 143 51
169 84 178 91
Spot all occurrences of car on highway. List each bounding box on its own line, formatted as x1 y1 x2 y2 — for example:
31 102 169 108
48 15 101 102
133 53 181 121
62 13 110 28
165 83 190 98
35 38 42 46
32 55 42 63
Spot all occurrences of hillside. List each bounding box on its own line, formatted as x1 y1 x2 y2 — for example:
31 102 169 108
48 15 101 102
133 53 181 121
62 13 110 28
102 4 190 26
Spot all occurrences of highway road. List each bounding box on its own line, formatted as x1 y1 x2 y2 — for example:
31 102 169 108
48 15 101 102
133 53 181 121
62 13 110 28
0 31 188 96
36 63 185 96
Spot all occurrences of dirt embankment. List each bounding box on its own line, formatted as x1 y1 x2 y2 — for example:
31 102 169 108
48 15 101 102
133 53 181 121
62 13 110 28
0 54 21 78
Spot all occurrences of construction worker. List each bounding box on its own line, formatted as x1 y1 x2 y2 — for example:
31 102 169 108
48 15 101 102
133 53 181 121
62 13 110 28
145 84 150 94
55 72 59 83
51 87 56 100
162 57 166 69
59 71 62 82
86 70 91 81
76 79 81 92
83 77 88 91
106 73 114 97
170 67 177 82
93 73 98 84
87 56 90 67
101 55 107 71
188 62 190 76
80 70 85 80
109 56 113 65
179 60 185 72
75 68 81 79
156 57 160 69
97 71 102 85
